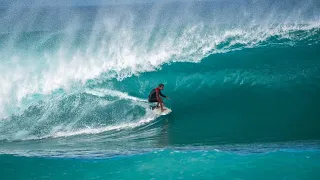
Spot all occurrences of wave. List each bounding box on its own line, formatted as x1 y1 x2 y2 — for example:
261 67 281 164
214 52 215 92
1 25 319 118
0 0 319 117
0 0 319 145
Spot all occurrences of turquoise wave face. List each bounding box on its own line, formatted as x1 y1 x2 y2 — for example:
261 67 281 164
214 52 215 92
110 42 320 145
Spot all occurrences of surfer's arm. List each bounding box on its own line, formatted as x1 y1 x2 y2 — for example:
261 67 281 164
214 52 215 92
159 91 166 98
160 91 170 99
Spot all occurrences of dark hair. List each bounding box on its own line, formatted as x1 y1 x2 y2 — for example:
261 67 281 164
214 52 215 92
158 84 164 87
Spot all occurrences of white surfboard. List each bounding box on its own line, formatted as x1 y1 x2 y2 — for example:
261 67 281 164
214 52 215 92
152 106 172 115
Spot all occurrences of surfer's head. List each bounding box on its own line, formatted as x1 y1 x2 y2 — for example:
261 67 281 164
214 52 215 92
158 84 164 90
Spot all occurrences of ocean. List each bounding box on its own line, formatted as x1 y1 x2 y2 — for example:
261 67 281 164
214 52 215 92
1 0 320 179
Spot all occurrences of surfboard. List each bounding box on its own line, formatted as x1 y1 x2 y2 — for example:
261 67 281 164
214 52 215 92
152 106 172 115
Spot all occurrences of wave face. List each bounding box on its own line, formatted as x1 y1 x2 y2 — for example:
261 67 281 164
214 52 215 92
0 0 320 179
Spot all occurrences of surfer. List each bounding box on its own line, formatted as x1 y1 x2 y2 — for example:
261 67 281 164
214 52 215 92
148 84 170 112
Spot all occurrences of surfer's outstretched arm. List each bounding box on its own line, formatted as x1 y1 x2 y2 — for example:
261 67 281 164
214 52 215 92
159 91 170 99
159 91 166 98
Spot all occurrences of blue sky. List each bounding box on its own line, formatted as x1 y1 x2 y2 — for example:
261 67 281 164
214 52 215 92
0 0 145 7
0 0 207 7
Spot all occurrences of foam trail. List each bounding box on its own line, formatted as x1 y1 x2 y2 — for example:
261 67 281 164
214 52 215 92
85 89 148 102
50 113 156 138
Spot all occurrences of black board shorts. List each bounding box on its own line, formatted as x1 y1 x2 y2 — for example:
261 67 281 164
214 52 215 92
148 98 159 103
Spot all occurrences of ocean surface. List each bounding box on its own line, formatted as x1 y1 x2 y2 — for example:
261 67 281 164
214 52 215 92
1 0 320 179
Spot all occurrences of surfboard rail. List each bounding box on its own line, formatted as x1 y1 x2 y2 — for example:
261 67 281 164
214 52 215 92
152 106 172 115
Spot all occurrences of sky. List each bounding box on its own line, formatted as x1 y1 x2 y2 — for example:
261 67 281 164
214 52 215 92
0 0 210 7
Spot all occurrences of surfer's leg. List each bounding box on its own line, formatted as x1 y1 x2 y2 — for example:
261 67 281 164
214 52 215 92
158 99 166 112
